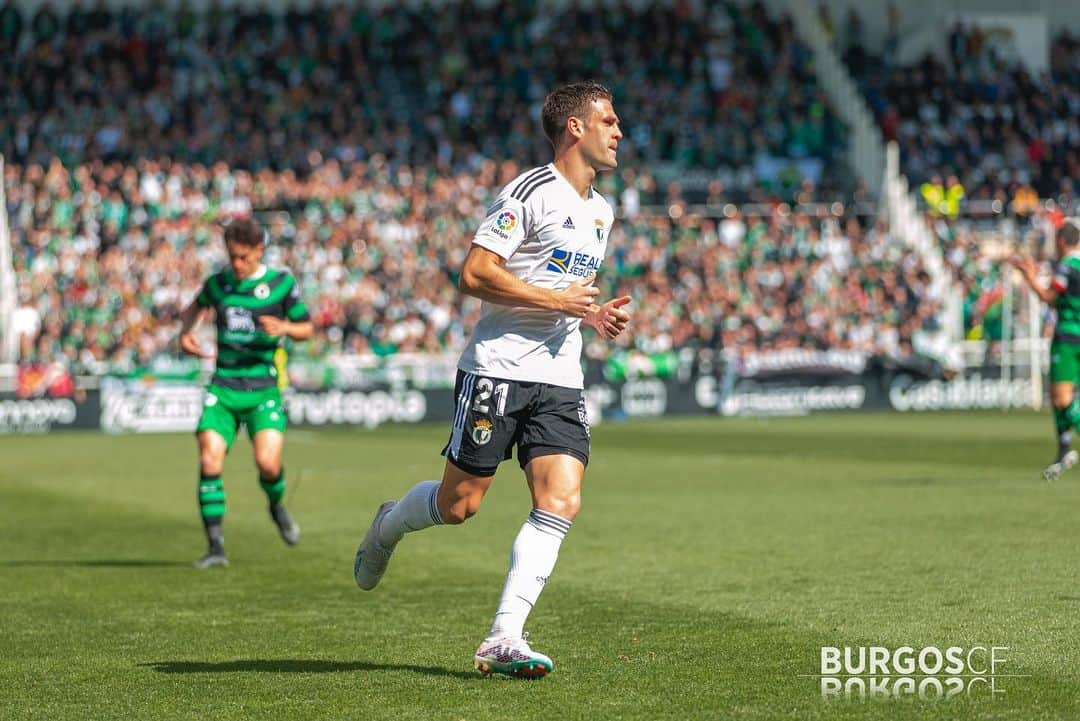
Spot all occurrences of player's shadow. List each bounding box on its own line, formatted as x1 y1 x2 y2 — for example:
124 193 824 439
2 560 189 568
141 659 478 679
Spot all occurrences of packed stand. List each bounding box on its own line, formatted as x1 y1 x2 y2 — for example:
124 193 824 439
6 157 945 381
602 204 951 375
0 0 846 203
833 10 1079 345
2 0 907 384
843 16 1080 214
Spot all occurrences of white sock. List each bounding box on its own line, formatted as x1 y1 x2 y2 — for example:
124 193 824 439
378 480 443 546
489 508 571 641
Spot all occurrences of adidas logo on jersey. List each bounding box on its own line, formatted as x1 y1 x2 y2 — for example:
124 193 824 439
562 217 575 230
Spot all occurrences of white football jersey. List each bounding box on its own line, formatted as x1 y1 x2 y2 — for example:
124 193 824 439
458 163 614 388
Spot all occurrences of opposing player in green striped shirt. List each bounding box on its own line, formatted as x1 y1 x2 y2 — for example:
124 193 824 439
178 218 314 568
1012 218 1080 481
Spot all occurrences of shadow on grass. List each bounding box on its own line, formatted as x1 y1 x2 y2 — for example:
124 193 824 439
141 659 478 679
2 559 190 568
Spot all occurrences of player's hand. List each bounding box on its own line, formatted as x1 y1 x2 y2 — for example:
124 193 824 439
555 275 601 318
585 296 632 339
1008 255 1037 279
179 332 211 358
259 316 289 337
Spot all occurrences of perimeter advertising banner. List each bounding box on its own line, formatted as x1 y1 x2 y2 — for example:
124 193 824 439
94 378 455 434
0 360 1042 434
0 391 99 433
283 387 455 428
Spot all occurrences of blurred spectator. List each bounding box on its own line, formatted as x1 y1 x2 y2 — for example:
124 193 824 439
1012 182 1039 217
0 0 21 51
921 175 946 216
943 175 965 219
918 173 963 221
30 2 59 45
11 286 41 359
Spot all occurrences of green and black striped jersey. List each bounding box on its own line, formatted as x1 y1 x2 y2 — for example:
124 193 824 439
1052 254 1080 344
195 266 310 390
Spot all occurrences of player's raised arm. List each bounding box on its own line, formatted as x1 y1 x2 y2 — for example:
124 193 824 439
258 316 314 340
459 244 599 317
1009 255 1059 305
257 272 314 339
178 299 211 357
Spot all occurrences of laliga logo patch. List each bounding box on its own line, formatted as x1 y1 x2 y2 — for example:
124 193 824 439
472 419 493 445
496 211 517 233
204 394 218 407
254 283 270 299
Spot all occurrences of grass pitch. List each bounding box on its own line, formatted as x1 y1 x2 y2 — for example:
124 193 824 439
2 412 1079 720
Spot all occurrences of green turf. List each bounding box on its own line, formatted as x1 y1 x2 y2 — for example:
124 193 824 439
2 412 1079 720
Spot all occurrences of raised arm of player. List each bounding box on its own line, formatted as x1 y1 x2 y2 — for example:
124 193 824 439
459 245 600 317
258 316 314 340
178 300 212 358
1009 255 1059 305
259 271 314 339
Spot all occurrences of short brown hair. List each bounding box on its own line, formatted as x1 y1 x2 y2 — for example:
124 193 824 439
1062 218 1080 247
223 217 265 246
541 81 614 149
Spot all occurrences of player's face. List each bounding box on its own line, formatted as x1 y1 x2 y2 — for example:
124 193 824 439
580 98 622 171
226 240 263 280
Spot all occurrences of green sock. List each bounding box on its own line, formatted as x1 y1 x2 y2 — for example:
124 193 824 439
260 469 286 506
198 474 226 522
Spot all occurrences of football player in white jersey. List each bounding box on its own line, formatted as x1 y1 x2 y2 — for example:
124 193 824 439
353 81 632 679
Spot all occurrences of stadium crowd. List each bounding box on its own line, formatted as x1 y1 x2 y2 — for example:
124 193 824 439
845 18 1080 213
6 154 946 379
0 0 846 200
3 0 1045 384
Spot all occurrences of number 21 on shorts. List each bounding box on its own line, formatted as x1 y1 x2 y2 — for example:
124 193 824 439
471 378 509 417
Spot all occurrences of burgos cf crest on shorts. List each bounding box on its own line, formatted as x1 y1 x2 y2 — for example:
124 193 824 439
472 419 493 445
547 248 602 277
491 210 517 239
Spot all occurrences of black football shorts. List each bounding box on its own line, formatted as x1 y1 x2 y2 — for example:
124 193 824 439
441 370 590 476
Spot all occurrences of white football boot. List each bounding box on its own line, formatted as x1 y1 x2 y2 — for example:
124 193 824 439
353 501 396 590
474 634 553 679
1044 449 1080 482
